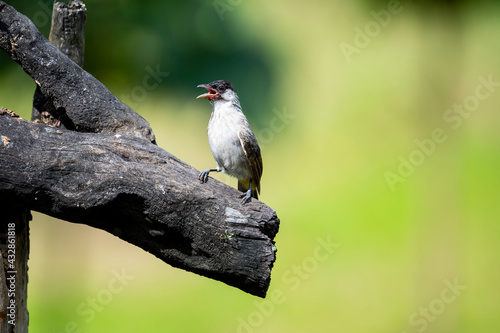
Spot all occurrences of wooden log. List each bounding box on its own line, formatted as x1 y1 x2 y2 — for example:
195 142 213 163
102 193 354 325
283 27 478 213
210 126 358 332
32 0 87 126
0 109 279 297
0 1 155 142
0 0 280 299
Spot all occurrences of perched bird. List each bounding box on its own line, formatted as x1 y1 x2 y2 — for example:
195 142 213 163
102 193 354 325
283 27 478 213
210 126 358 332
196 80 263 204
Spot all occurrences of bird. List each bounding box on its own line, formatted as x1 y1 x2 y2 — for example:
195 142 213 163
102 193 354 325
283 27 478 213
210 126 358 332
196 80 263 204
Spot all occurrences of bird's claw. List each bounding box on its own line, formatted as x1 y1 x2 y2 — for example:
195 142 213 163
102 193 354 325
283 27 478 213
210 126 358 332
240 189 252 204
198 169 210 183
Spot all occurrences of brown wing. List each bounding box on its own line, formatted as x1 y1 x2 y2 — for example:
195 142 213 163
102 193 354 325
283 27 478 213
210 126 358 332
238 129 263 194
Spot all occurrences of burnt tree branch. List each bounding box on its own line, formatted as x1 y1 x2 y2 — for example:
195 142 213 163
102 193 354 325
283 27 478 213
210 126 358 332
32 0 87 126
0 1 154 141
0 109 279 297
0 2 279 298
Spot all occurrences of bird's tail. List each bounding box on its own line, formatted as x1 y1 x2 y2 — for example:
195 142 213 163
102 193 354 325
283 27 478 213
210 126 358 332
238 179 259 199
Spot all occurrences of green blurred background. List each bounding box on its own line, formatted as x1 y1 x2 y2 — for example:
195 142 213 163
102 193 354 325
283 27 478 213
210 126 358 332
1 0 500 332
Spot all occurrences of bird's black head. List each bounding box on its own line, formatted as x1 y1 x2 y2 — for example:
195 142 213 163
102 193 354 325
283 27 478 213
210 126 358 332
196 80 236 102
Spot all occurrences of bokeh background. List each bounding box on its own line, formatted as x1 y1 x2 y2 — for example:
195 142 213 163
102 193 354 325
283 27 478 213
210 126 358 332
1 0 500 332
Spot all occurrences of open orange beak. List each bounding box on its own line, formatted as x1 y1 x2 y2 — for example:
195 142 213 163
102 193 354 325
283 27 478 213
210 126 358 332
196 84 218 99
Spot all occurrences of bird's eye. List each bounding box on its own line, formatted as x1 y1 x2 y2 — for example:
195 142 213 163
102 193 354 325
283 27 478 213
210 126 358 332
218 85 225 91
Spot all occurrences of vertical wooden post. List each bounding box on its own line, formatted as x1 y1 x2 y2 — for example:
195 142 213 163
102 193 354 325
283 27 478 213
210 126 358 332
32 1 87 125
49 1 86 66
0 210 30 332
0 2 87 332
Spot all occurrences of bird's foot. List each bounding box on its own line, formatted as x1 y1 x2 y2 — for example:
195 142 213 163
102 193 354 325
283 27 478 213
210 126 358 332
240 189 252 204
199 169 212 183
198 169 218 184
199 168 220 183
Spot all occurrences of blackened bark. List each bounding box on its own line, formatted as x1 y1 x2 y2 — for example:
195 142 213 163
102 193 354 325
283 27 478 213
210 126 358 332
0 0 279 301
0 1 155 142
0 109 279 297
32 1 87 126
